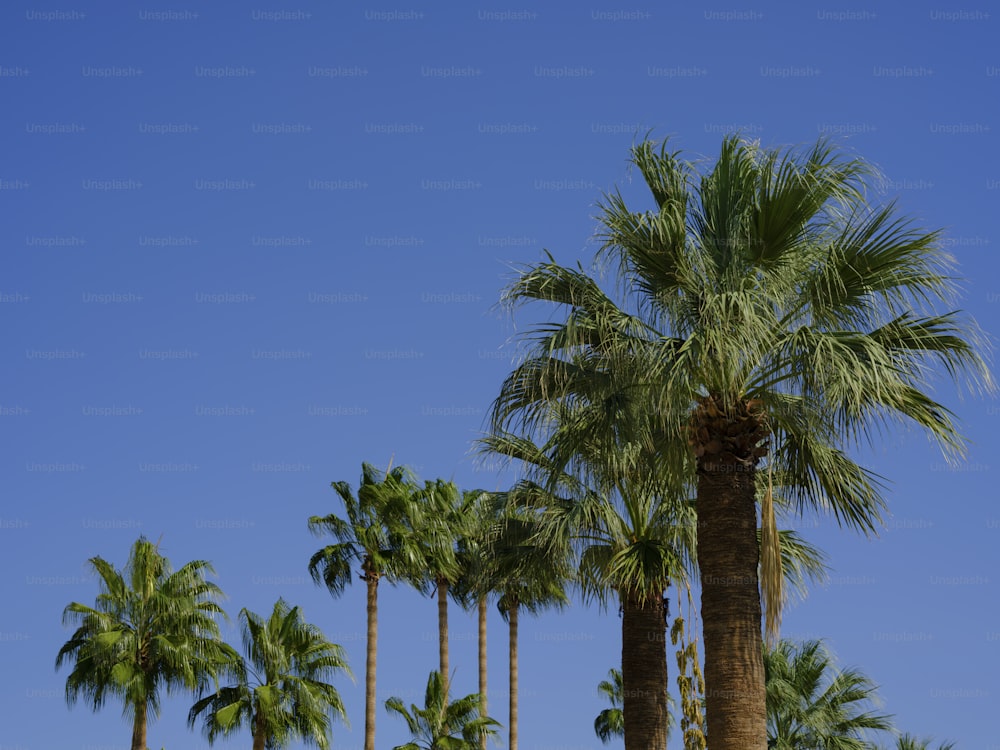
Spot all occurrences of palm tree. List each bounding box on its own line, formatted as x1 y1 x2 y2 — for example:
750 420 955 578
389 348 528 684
406 478 469 682
56 536 237 750
490 135 992 749
889 734 956 750
765 638 892 750
594 668 627 744
308 462 424 750
450 490 506 750
482 428 693 750
385 671 500 750
188 598 351 750
488 506 570 750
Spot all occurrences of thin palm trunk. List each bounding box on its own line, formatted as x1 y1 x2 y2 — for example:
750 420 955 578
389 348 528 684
365 570 379 750
508 600 519 750
130 700 147 750
697 460 766 750
438 577 450 681
621 591 669 750
478 596 488 750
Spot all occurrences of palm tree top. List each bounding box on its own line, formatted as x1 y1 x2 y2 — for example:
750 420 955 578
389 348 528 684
188 598 351 750
765 638 893 750
385 671 500 750
308 461 426 594
492 134 994 536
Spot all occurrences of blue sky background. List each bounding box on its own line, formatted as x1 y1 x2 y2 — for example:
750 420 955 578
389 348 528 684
2 2 998 749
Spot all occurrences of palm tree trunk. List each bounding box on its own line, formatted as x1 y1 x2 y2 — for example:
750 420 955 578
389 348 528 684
508 600 519 750
478 595 488 750
621 590 669 750
130 700 147 750
697 458 767 750
253 710 267 750
365 572 380 750
438 576 450 681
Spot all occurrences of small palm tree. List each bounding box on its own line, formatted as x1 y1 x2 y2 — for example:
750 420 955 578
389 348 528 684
385 671 500 750
308 462 424 750
56 536 237 750
594 668 626 744
765 639 892 750
483 429 692 750
188 599 351 750
890 734 956 750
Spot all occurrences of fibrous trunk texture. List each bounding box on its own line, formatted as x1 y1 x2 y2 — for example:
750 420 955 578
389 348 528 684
692 394 769 750
621 590 669 750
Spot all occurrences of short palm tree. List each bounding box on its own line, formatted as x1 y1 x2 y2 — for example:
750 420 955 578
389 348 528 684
308 462 425 750
188 598 351 750
765 638 892 750
483 426 694 750
56 536 237 750
491 135 992 749
385 670 500 750
889 734 956 750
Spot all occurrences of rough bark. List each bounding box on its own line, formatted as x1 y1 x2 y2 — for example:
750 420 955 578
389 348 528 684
478 596 488 750
130 700 147 750
252 709 267 750
621 590 669 750
365 569 380 750
693 394 768 750
508 601 519 750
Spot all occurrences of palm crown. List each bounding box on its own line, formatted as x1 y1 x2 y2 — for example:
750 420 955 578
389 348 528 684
385 671 500 750
188 598 351 750
56 536 237 750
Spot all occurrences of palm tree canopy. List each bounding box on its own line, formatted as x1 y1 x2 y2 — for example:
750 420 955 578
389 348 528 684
594 667 626 744
308 462 426 594
385 671 500 750
889 734 956 750
489 135 993 639
56 536 236 721
188 598 351 750
481 430 693 609
405 477 473 594
765 638 893 750
493 134 992 532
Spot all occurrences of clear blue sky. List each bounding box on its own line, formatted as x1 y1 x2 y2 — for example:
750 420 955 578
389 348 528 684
3 2 998 749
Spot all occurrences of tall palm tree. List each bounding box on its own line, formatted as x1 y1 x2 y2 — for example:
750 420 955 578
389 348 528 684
406 478 469 682
56 536 237 750
188 598 351 750
482 491 571 750
765 638 892 750
490 136 992 749
308 462 424 750
450 490 506 750
385 671 500 750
